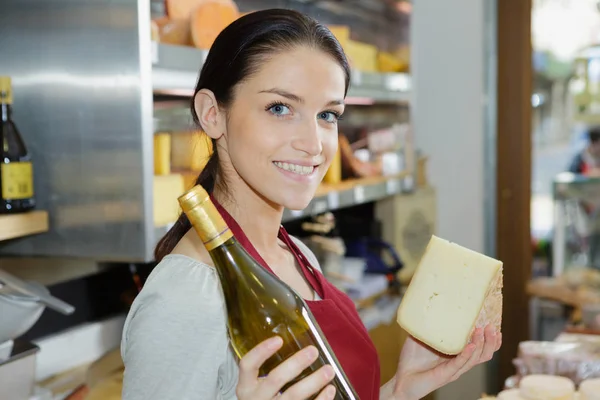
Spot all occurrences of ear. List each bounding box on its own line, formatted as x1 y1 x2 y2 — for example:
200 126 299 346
193 89 226 140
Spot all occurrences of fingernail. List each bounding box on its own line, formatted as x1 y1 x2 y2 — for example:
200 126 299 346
268 337 282 350
327 386 336 398
324 365 335 379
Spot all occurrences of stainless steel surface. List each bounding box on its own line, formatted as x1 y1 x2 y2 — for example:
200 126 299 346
152 43 411 103
0 0 156 262
0 269 74 315
154 102 195 133
0 341 39 400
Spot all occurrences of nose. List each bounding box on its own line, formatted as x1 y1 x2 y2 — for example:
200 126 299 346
291 119 322 156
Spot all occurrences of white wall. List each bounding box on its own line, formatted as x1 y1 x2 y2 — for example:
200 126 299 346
412 0 493 398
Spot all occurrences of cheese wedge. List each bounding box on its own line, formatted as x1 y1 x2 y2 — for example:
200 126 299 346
396 235 503 355
580 378 600 400
497 389 524 400
153 174 185 227
519 375 575 400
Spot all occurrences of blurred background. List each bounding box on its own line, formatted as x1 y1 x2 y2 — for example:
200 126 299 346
3 0 600 399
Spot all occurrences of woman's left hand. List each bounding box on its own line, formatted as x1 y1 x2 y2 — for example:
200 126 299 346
393 324 502 400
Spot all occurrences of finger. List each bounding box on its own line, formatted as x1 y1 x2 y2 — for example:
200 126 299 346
238 336 283 392
495 332 503 352
280 365 335 400
479 325 498 363
450 327 486 381
260 346 320 397
432 339 476 383
314 385 337 400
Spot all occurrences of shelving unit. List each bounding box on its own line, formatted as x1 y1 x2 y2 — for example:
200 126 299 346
1 0 412 263
0 211 49 242
282 173 409 222
152 42 411 105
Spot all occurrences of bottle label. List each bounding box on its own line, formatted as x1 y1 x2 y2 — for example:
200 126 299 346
2 161 34 200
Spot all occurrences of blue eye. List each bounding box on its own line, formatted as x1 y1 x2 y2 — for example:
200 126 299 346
268 103 291 116
318 111 340 124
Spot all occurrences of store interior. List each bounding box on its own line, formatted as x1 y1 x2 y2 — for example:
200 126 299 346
4 0 600 399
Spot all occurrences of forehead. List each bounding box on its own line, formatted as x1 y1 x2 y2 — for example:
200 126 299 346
238 46 346 100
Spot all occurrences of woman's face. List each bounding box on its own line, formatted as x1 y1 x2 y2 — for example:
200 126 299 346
221 46 346 210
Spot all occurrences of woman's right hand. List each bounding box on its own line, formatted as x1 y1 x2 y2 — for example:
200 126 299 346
236 336 337 400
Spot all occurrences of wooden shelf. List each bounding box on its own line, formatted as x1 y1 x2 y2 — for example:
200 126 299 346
0 211 49 242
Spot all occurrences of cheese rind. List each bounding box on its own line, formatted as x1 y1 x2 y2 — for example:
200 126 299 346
396 235 503 355
519 375 575 400
580 378 600 400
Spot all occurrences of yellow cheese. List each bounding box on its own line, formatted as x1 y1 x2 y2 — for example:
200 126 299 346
327 25 350 48
396 235 503 355
171 131 213 171
153 174 185 227
154 132 172 176
580 378 600 400
345 40 378 73
497 389 523 400
519 375 575 400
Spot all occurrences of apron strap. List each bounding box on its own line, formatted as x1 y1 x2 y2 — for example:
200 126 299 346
278 227 325 299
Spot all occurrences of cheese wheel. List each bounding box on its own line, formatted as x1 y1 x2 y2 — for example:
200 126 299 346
396 235 503 355
580 378 600 400
165 0 207 20
157 18 193 46
191 0 239 50
519 375 575 400
497 389 524 400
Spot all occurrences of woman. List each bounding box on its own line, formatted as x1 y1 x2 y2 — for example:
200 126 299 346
121 9 501 400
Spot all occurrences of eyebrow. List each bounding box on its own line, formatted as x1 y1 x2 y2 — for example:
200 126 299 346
259 88 344 107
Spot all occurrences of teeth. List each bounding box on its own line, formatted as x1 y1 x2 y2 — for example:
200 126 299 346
274 161 314 175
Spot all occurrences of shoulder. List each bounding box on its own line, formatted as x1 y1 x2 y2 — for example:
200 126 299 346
289 235 322 273
121 254 227 354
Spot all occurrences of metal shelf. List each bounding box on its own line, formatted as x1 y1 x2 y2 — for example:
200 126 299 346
151 42 411 104
282 174 409 222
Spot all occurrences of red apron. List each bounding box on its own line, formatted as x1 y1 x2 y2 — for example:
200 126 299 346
213 200 381 399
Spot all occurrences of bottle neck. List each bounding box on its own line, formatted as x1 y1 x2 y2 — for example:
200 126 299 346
1 103 11 122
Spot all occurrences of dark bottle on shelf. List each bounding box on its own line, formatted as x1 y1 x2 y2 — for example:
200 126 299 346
0 76 35 214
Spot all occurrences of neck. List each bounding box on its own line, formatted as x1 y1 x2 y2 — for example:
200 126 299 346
212 181 284 252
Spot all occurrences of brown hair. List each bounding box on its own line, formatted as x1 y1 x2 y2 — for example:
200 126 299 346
154 8 351 262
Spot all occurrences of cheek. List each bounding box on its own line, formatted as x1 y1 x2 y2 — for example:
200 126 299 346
321 132 339 168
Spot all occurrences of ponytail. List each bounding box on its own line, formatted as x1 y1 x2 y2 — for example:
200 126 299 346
154 139 219 262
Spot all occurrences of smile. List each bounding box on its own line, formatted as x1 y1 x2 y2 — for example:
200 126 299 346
273 161 316 176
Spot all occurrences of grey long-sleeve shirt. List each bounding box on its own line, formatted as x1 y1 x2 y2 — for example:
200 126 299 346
120 238 321 400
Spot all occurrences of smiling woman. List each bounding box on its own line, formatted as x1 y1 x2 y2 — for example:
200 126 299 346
121 8 501 400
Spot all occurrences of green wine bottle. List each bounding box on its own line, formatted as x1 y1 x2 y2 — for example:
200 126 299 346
178 185 359 399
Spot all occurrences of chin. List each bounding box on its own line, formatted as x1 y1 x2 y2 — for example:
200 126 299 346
277 192 315 211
